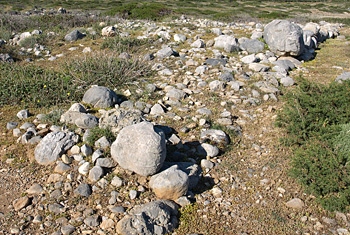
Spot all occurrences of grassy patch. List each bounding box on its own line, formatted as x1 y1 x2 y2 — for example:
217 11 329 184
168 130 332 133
86 126 116 146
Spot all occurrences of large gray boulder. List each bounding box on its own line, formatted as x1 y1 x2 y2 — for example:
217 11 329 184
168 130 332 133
99 107 143 135
214 35 240 53
111 122 166 176
116 200 179 235
82 86 121 108
149 165 189 200
263 20 304 56
35 131 78 165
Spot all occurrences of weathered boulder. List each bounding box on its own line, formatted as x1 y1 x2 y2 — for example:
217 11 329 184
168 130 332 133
156 46 178 59
149 165 189 200
111 122 166 176
35 131 78 165
82 86 120 108
64 29 85 42
116 200 179 235
99 107 143 135
214 35 240 52
263 20 304 56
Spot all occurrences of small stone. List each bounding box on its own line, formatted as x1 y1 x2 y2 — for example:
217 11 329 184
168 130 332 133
81 144 93 156
13 196 31 211
61 224 76 235
109 206 125 213
26 183 44 195
17 109 30 119
92 149 104 162
54 161 71 173
70 145 80 154
201 159 214 170
79 162 90 175
211 186 223 197
10 228 20 234
62 154 73 164
6 122 18 130
285 198 304 209
100 218 115 230
74 183 92 197
33 215 43 223
84 215 101 227
111 176 123 187
88 166 104 182
129 190 138 200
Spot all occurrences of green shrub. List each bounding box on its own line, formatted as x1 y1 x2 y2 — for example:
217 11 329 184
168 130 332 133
104 3 171 21
86 127 116 146
0 63 81 107
101 36 152 55
277 77 350 211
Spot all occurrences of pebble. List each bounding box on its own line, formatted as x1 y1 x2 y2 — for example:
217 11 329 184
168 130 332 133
13 196 31 211
26 183 44 194
285 198 304 209
61 224 76 235
74 183 92 197
129 190 138 200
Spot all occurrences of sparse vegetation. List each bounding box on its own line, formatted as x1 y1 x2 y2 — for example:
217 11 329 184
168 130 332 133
86 126 116 146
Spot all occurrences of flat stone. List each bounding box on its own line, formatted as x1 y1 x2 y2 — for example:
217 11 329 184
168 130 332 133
13 196 31 211
285 198 304 209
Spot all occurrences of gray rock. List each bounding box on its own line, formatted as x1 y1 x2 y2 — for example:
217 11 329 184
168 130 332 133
280 76 295 87
156 46 178 59
0 53 14 62
34 131 78 165
214 35 240 52
195 65 208 75
285 198 304 209
81 144 92 156
111 121 166 176
6 122 18 130
68 103 86 112
336 72 350 83
60 111 98 129
196 108 212 116
191 39 205 48
54 161 71 173
129 190 138 200
111 176 123 187
161 162 202 189
26 183 44 195
82 86 120 108
88 166 104 182
64 29 85 42
110 206 125 213
209 80 224 91
99 108 143 135
241 54 258 64
263 20 304 56
248 63 270 72
205 58 227 66
74 183 92 197
116 200 179 235
92 149 104 162
239 38 265 54
48 203 65 214
17 109 30 119
84 215 101 227
102 26 117 37
150 104 165 115
95 158 115 168
219 72 234 82
174 34 187 43
61 224 75 235
13 196 31 211
149 165 189 200
197 143 220 158
94 136 110 149
166 88 186 100
200 129 229 146
201 159 215 170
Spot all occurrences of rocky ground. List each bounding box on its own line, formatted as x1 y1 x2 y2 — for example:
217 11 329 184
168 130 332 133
1 9 350 235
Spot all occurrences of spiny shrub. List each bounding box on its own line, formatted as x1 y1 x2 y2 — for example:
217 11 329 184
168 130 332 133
64 52 153 90
277 77 350 211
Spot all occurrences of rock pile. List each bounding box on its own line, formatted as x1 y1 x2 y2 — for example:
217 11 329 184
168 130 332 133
1 10 347 235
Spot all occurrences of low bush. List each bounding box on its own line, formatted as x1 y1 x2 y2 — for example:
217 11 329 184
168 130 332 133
277 77 350 211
